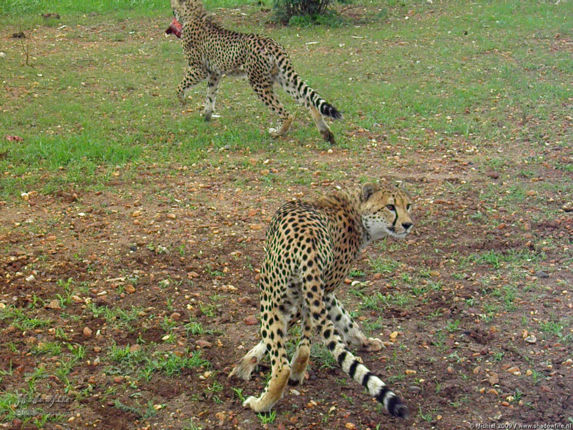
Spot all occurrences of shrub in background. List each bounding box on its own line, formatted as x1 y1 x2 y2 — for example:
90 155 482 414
273 0 332 24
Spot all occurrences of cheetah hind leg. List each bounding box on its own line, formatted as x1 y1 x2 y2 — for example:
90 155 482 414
309 105 335 144
242 304 291 412
288 343 310 385
243 365 290 412
269 114 294 139
203 72 221 122
289 310 312 385
177 65 207 106
248 77 293 139
361 337 384 352
228 341 267 381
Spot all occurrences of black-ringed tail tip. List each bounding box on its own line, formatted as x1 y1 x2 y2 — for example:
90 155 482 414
384 393 408 418
320 102 342 120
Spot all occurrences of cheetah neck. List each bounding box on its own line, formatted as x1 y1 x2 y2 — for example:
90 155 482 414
318 190 370 250
180 0 207 22
345 188 373 248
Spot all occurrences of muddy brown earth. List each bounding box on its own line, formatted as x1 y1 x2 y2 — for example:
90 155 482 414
1 5 572 430
2 139 572 430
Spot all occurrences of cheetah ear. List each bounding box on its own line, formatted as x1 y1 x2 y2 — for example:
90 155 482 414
171 0 188 11
361 183 378 202
395 181 412 198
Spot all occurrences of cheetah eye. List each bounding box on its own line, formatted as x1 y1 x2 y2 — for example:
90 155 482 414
386 204 396 212
406 204 411 211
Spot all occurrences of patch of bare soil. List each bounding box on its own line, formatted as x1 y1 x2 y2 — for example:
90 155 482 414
2 136 572 430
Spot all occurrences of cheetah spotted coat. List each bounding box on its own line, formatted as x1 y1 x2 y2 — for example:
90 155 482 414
230 183 414 418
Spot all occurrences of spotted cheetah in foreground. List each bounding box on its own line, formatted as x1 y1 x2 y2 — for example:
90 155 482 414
168 0 342 143
230 183 413 418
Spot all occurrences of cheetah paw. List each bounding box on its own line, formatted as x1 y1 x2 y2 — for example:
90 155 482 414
243 396 269 412
362 337 384 352
321 129 335 144
288 371 306 386
242 396 256 409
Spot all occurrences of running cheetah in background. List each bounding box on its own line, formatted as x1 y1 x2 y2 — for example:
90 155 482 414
169 0 342 143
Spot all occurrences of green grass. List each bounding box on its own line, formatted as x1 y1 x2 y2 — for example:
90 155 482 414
356 291 411 312
310 343 337 369
114 398 158 419
1 0 571 198
257 409 277 425
368 257 401 274
1 0 166 15
1 0 264 15
469 249 545 270
185 320 206 336
106 344 210 380
31 341 62 356
86 303 144 331
0 306 52 331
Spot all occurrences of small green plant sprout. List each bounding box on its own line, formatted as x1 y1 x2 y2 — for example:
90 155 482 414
257 409 277 425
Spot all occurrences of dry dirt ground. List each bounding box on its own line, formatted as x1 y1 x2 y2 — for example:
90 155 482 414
2 141 572 429
1 8 572 430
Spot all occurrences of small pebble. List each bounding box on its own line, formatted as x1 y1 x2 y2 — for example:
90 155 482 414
486 171 500 179
196 339 212 348
46 300 61 310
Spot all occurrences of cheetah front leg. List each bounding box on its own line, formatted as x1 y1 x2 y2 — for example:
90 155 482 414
177 64 207 105
203 72 221 121
248 75 293 138
325 293 383 352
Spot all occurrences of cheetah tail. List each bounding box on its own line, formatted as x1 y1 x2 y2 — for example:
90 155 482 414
277 61 342 120
332 344 408 418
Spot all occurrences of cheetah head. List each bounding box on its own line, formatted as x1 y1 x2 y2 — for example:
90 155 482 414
170 0 185 22
171 0 203 23
359 183 413 241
